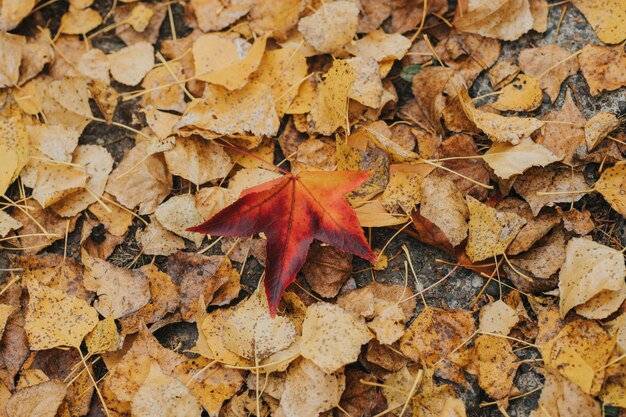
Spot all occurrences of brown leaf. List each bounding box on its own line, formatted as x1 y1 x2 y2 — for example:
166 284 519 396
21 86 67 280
6 380 67 417
579 44 626 95
13 200 79 254
454 0 533 41
513 166 588 216
518 45 579 102
302 242 353 298
83 250 151 319
105 140 172 215
469 335 519 400
420 174 468 247
530 368 600 417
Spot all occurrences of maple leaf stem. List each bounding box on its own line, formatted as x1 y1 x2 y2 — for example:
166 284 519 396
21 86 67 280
217 139 290 174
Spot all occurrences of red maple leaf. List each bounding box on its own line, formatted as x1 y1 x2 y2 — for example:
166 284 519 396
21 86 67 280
188 170 376 316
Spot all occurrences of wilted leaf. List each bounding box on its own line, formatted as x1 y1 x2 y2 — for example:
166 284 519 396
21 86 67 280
221 290 296 361
571 0 626 44
559 237 626 318
109 41 154 86
461 90 544 145
131 361 202 417
483 138 559 180
493 74 543 111
25 280 98 350
301 243 353 298
594 162 626 216
300 302 372 373
308 60 355 135
106 140 172 215
83 250 151 319
530 368 601 417
455 0 533 41
419 174 468 247
5 380 67 417
297 1 359 54
518 45 579 102
579 44 626 95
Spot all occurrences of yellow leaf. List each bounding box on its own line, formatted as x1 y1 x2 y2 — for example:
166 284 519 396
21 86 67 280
455 0 533 41
0 116 29 195
109 41 154 86
60 7 102 34
308 60 355 135
465 196 525 262
558 237 626 318
193 34 268 90
163 138 231 186
25 280 98 350
492 74 543 111
483 138 559 180
470 335 519 400
595 162 626 217
585 112 620 150
85 316 121 355
478 300 518 335
571 0 626 44
300 302 373 373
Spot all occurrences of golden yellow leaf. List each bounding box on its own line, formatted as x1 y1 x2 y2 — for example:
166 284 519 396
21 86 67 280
0 116 29 196
155 194 205 247
595 162 626 216
174 358 244 416
127 3 153 32
469 335 519 400
585 112 620 150
381 170 423 214
483 138 559 180
60 7 102 34
492 74 543 111
88 193 133 236
193 34 268 90
308 60 355 135
249 47 308 116
300 302 373 373
572 0 626 44
579 44 626 95
200 308 252 366
541 319 614 395
25 280 98 350
465 196 525 262
400 307 475 366
346 29 411 62
85 316 121 355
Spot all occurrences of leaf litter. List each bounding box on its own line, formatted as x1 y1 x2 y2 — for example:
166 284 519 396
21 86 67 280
0 1 625 416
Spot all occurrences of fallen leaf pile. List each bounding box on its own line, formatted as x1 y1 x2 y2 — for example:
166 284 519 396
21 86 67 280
0 0 625 416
